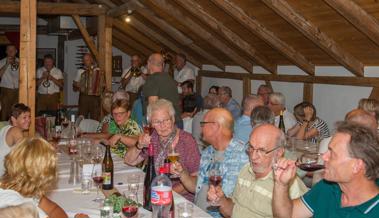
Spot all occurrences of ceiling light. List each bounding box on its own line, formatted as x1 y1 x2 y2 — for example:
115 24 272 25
125 16 131 23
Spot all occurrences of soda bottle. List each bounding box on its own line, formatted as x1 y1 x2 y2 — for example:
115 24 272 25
151 167 173 218
143 143 156 211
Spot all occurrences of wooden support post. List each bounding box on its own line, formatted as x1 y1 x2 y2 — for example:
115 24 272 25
303 83 313 103
196 74 202 96
98 15 113 91
19 0 37 135
265 80 273 91
72 15 99 62
243 77 252 100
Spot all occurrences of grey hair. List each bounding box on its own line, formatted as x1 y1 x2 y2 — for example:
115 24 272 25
219 86 232 97
112 90 129 102
147 99 176 121
269 92 285 106
251 106 275 127
203 94 220 110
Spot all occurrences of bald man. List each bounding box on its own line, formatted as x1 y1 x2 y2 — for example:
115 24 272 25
73 53 105 120
171 108 249 217
142 53 182 127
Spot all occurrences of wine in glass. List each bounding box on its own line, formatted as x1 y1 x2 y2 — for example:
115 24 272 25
143 118 154 136
208 161 223 207
122 193 139 218
92 166 104 202
91 145 103 164
297 153 324 172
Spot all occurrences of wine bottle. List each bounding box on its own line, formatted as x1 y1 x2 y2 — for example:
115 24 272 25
55 104 62 133
279 110 286 133
102 144 114 190
143 143 156 211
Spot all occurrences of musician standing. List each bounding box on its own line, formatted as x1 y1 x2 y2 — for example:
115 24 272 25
120 54 147 106
0 44 19 120
73 53 104 121
36 54 64 114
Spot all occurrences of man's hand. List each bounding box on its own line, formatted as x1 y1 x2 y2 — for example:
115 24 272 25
208 185 224 203
304 106 314 121
273 158 297 186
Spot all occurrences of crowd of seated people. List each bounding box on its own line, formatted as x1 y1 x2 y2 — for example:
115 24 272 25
0 50 378 218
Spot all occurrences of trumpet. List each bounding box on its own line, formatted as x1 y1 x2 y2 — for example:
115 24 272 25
130 67 142 77
42 71 51 88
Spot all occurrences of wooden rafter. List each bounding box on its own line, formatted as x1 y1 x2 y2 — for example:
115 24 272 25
261 0 364 77
211 0 314 75
94 0 116 9
72 15 100 62
144 0 254 73
113 37 146 58
19 0 37 135
131 1 225 70
107 2 130 17
128 18 202 68
175 0 276 74
324 0 379 48
0 1 106 15
113 29 154 55
303 83 313 103
199 70 379 87
97 15 113 91
113 19 161 52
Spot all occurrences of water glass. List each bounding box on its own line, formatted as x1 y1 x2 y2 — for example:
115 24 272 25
127 174 140 203
100 198 113 218
178 202 193 218
81 174 91 195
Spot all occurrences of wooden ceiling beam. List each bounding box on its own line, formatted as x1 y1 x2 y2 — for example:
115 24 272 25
93 0 117 9
113 19 161 53
175 0 276 74
199 70 379 87
324 0 379 48
113 37 146 59
129 18 203 68
72 15 99 62
107 2 130 17
0 1 106 15
261 0 364 77
113 28 154 55
111 0 225 70
144 0 254 73
211 0 314 75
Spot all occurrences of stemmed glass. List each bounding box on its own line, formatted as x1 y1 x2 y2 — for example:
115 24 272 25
122 192 139 218
296 153 324 172
92 165 104 203
208 160 223 206
142 117 154 136
127 174 140 203
92 145 103 164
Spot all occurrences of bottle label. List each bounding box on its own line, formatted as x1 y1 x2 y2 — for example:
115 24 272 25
55 125 62 132
103 172 112 185
151 186 172 205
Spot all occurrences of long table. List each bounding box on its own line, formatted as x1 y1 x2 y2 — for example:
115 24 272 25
48 145 212 218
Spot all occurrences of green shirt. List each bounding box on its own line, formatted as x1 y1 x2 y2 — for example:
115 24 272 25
231 163 308 218
301 179 379 218
108 118 141 157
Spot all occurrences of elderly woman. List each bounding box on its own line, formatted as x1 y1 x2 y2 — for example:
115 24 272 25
287 101 330 143
0 137 67 218
125 99 200 201
358 98 379 124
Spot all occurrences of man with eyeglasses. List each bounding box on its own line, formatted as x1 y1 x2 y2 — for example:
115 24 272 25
208 124 307 218
267 92 297 132
171 108 248 217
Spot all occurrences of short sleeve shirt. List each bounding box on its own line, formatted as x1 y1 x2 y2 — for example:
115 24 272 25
231 164 308 218
0 57 19 89
233 115 252 144
174 65 195 83
301 179 379 218
225 98 241 120
121 66 146 93
37 67 64 94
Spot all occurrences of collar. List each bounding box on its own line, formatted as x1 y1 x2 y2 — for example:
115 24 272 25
248 165 274 181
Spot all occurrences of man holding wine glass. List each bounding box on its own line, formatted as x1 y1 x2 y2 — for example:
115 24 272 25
272 121 379 218
207 124 307 218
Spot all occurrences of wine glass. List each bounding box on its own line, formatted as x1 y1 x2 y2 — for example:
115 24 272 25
92 145 103 164
122 193 139 218
168 145 180 179
296 153 324 172
127 174 140 203
92 165 104 203
142 118 153 136
208 161 223 206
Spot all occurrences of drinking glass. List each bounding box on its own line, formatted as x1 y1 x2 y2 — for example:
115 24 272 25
208 161 223 206
296 153 324 172
92 145 103 164
127 174 140 202
92 165 104 202
142 118 153 136
122 193 139 218
178 202 194 218
168 145 180 179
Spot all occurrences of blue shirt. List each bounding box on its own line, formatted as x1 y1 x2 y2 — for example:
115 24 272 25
225 98 241 120
195 138 249 217
233 115 252 144
301 179 379 218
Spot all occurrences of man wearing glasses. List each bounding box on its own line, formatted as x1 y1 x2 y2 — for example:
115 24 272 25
208 124 307 218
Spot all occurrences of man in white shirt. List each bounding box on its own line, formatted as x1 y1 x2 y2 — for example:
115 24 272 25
36 54 64 114
120 54 147 106
268 92 297 132
173 53 195 93
0 45 19 120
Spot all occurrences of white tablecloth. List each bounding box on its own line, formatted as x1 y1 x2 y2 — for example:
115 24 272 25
48 146 212 218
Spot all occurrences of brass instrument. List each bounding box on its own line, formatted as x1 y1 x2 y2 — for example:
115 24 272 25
130 67 142 77
9 57 19 71
42 71 51 88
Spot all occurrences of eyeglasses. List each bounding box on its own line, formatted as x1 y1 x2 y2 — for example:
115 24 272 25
268 101 280 106
245 143 282 157
200 121 216 127
112 111 128 117
151 118 172 126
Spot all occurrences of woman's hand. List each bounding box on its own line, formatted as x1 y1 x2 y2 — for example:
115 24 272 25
171 161 184 176
138 133 151 148
304 106 314 121
108 134 122 147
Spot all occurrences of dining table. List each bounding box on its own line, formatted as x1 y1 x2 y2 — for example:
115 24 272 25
47 142 212 218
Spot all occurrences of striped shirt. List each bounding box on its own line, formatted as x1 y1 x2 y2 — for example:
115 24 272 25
301 118 330 143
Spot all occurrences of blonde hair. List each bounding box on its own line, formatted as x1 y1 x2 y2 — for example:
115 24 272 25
0 203 39 218
0 137 57 198
358 98 379 121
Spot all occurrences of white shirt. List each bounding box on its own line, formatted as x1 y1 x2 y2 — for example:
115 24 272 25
0 125 12 176
274 110 297 132
174 64 195 83
0 57 19 89
37 67 63 94
121 66 147 93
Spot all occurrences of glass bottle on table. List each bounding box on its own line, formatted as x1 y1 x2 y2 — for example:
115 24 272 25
102 144 114 190
278 110 286 133
143 143 156 211
68 115 78 155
